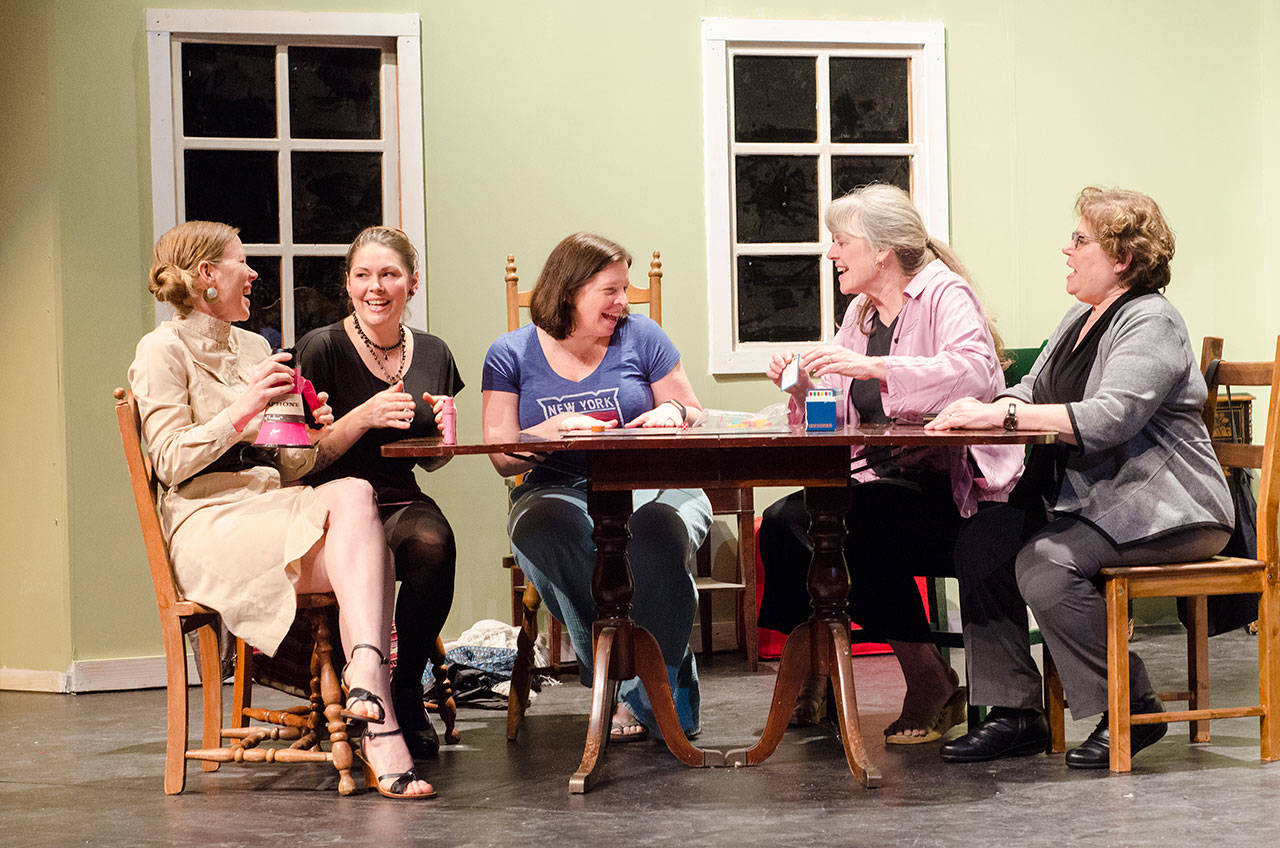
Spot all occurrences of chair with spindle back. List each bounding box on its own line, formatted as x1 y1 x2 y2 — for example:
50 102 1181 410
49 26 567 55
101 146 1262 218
114 386 357 795
1044 336 1280 771
501 250 759 741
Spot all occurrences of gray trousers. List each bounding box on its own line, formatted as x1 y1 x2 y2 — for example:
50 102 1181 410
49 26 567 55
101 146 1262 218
955 506 1230 719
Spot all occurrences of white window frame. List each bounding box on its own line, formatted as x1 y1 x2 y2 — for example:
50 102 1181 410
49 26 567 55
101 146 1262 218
145 9 428 337
701 19 948 375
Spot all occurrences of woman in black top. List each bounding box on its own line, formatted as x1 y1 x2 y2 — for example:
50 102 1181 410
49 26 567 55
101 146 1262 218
298 226 464 760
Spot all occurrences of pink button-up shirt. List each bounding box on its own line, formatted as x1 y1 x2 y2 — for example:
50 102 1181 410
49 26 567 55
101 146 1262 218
788 259 1023 517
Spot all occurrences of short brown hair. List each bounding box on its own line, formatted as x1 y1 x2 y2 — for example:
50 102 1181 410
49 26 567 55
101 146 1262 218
1075 187 1175 294
530 233 632 340
148 220 239 315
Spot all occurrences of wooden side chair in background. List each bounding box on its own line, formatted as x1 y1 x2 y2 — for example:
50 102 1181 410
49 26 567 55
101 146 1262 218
1045 336 1280 771
502 250 758 741
115 387 357 795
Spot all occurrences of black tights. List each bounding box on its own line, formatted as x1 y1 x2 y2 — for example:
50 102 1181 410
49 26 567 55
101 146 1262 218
381 499 456 687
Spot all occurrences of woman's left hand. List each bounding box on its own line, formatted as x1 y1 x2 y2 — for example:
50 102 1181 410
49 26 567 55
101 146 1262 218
626 400 685 428
799 345 881 381
925 397 1000 430
423 392 451 429
312 391 334 428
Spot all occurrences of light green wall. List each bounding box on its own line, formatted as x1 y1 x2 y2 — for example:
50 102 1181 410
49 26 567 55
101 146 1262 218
4 0 1276 675
0 1 72 673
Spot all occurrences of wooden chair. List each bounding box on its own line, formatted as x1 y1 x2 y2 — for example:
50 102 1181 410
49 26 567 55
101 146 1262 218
115 387 357 795
502 250 759 741
1047 336 1280 772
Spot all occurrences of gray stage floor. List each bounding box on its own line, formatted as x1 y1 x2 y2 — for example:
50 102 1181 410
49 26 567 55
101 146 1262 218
2 626 1277 847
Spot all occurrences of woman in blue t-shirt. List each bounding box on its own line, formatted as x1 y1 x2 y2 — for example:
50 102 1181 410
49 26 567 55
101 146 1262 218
482 232 712 742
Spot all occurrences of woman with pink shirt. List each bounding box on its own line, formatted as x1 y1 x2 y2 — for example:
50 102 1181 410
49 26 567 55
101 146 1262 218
756 184 1022 745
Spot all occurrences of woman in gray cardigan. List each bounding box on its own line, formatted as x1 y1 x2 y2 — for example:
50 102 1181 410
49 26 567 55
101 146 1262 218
925 187 1233 769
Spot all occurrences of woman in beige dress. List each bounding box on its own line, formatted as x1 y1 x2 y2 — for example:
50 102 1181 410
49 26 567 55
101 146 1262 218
128 220 433 800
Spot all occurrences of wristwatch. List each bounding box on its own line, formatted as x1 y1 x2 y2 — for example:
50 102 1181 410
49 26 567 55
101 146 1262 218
1002 402 1018 431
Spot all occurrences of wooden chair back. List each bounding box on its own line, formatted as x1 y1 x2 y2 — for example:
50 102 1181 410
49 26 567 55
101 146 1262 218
1201 336 1280 567
505 250 663 332
114 388 193 616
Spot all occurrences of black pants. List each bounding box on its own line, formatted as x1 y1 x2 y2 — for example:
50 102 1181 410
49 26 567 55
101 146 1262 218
380 498 457 688
756 474 961 642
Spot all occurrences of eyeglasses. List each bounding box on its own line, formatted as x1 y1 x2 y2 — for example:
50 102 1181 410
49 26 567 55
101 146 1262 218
1068 231 1099 250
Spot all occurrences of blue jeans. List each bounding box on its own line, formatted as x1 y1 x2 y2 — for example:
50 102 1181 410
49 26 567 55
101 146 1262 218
508 484 711 737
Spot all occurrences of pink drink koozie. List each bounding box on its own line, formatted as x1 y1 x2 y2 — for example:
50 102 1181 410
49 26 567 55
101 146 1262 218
440 396 456 445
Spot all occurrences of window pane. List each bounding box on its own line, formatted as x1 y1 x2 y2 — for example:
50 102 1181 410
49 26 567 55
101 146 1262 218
733 56 817 143
735 155 818 244
832 155 911 197
832 261 854 329
737 255 821 343
293 256 350 338
236 255 282 347
830 57 910 143
289 46 381 140
181 43 276 139
184 150 280 244
291 152 383 244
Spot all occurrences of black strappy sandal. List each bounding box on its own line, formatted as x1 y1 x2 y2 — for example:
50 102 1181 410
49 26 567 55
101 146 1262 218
354 727 437 800
341 643 389 727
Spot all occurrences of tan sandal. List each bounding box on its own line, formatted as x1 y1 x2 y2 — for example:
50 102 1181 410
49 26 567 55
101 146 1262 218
885 686 967 745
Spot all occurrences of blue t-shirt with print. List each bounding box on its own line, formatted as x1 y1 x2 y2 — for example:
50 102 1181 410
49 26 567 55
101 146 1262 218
482 314 681 483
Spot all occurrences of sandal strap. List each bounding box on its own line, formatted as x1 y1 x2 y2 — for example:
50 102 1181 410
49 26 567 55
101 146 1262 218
349 643 388 665
363 726 404 740
343 689 387 724
379 769 422 796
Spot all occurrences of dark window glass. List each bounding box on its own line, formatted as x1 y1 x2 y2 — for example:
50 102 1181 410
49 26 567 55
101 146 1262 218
832 261 854 329
737 255 821 343
184 150 280 244
735 155 818 243
289 46 381 140
181 43 276 139
832 155 911 197
291 152 382 244
236 255 282 346
733 56 817 143
293 256 350 338
830 57 910 143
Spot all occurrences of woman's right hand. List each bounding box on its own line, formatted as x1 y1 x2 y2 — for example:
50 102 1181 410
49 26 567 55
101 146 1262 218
355 381 417 431
229 351 296 432
766 352 809 398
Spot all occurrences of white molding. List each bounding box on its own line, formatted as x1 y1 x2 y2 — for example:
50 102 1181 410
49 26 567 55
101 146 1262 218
397 34 429 332
0 666 70 693
700 18 949 375
701 18 943 47
146 9 418 37
1 655 202 693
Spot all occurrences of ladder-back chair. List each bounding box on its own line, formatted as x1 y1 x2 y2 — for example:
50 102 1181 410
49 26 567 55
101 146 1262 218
1047 336 1280 771
501 250 758 741
115 387 357 794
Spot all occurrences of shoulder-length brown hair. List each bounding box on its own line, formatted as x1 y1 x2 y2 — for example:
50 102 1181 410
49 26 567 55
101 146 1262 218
530 233 632 340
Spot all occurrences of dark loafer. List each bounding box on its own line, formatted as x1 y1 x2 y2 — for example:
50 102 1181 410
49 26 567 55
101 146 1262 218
1065 694 1168 770
940 707 1050 763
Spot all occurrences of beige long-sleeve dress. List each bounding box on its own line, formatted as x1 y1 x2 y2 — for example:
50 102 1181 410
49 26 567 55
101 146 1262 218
129 310 329 654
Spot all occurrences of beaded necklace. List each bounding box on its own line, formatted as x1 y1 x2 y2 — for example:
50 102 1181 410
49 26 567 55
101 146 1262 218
352 313 408 384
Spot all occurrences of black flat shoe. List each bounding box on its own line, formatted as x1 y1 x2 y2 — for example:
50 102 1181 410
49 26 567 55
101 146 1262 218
1065 694 1168 769
391 677 440 760
939 707 1049 763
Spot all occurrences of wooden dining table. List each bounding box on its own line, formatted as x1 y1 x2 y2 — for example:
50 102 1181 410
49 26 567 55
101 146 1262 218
384 423 1054 792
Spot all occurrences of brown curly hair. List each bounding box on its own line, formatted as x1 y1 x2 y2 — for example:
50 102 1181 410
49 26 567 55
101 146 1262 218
1075 187 1175 294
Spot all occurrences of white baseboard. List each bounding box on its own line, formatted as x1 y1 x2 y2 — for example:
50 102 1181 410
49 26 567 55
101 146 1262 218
1 654 200 694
